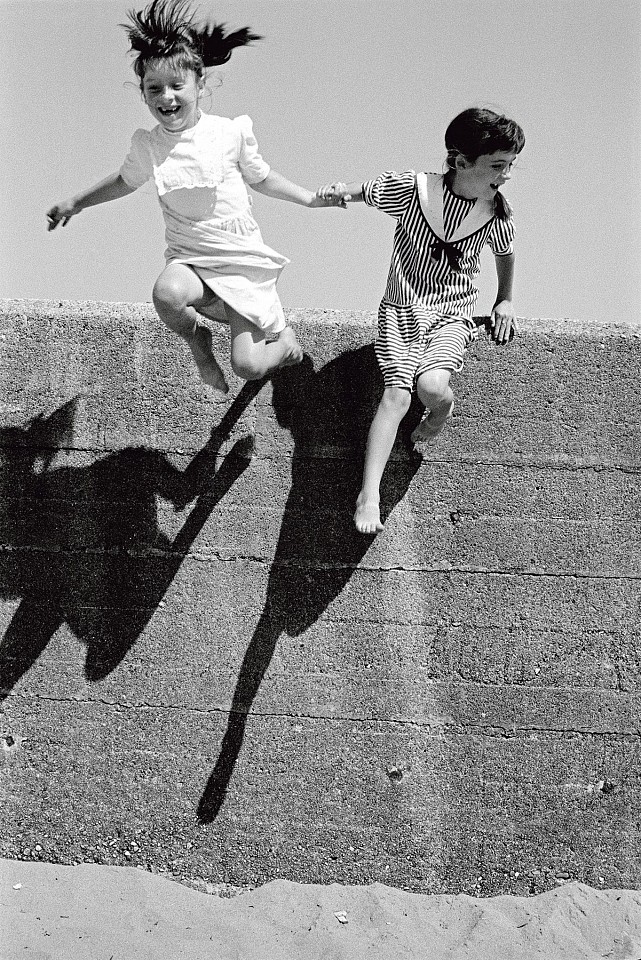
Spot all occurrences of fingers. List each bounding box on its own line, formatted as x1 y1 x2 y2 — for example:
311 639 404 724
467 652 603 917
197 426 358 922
317 182 344 199
46 206 73 231
46 209 68 231
490 313 516 344
316 182 351 207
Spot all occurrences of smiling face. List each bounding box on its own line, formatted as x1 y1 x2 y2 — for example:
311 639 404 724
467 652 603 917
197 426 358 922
452 150 517 200
142 62 204 133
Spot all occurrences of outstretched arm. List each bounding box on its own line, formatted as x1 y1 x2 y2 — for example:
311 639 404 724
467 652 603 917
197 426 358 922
491 252 516 344
47 173 135 230
250 169 337 208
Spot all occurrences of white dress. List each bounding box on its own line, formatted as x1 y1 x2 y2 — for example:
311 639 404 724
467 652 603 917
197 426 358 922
119 112 289 334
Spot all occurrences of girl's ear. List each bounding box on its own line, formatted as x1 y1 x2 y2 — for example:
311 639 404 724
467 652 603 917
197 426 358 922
454 153 470 171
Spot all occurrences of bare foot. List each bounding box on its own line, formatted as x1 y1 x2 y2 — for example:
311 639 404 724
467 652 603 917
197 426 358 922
411 401 454 444
276 326 304 368
354 494 384 534
189 323 229 393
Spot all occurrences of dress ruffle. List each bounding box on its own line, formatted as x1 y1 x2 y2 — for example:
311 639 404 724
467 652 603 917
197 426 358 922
164 206 290 335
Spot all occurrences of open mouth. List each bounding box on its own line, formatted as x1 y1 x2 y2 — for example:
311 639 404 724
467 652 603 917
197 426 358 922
159 106 180 116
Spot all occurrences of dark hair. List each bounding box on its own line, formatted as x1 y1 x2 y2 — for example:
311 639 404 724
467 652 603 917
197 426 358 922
445 108 525 220
121 0 261 88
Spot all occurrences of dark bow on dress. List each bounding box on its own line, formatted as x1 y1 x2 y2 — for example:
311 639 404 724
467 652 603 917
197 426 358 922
431 238 463 271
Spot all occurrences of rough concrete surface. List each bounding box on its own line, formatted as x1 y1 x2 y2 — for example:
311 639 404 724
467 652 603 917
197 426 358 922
0 299 640 896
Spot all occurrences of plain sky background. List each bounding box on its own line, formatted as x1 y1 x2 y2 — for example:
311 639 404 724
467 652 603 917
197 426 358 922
2 0 640 322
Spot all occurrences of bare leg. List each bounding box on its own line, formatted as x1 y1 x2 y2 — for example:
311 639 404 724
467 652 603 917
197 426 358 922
355 387 412 534
153 263 229 393
411 368 454 444
226 305 303 381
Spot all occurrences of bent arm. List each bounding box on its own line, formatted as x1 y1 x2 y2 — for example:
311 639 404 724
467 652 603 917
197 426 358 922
47 173 135 229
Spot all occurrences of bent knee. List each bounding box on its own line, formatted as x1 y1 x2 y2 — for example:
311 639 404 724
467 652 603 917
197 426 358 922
380 386 412 413
417 372 452 406
231 357 266 381
152 275 192 312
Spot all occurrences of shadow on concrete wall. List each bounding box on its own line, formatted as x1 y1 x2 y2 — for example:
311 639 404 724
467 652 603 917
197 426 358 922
198 347 422 822
0 384 260 699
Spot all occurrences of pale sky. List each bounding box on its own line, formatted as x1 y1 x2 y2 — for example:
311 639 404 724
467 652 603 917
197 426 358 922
2 0 640 323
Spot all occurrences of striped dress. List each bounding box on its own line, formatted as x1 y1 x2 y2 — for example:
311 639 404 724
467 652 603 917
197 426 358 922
363 170 515 389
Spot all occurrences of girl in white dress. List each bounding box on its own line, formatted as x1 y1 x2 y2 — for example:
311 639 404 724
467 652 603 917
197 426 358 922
317 108 525 534
47 0 336 393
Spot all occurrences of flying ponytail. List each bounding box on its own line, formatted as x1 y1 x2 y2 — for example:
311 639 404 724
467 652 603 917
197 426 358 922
122 0 261 83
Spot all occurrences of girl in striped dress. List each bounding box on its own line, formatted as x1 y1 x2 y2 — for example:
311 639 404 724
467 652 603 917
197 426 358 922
317 108 525 534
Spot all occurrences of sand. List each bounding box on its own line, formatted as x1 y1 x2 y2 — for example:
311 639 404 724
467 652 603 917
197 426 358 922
2 858 641 960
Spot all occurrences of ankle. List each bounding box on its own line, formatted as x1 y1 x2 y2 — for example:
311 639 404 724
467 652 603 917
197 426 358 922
357 489 379 505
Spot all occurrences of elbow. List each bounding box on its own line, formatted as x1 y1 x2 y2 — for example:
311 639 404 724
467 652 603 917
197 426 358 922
249 173 271 194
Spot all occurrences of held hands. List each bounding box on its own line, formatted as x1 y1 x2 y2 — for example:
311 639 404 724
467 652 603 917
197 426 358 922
315 182 352 208
46 200 80 231
490 300 517 344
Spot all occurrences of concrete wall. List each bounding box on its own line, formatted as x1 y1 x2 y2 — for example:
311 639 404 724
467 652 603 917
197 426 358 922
1 298 639 896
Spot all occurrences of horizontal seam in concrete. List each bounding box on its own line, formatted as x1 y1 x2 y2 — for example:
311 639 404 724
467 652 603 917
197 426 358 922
4 444 640 474
447 460 641 475
321 567 641 579
455 724 641 740
1 545 640 580
5 694 641 739
253 454 641 471
4 504 641 525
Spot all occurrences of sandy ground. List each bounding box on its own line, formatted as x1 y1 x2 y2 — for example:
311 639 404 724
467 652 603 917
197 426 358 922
2 858 641 960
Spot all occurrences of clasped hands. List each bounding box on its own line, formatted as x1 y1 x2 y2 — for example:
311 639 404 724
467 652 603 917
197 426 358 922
316 183 352 208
